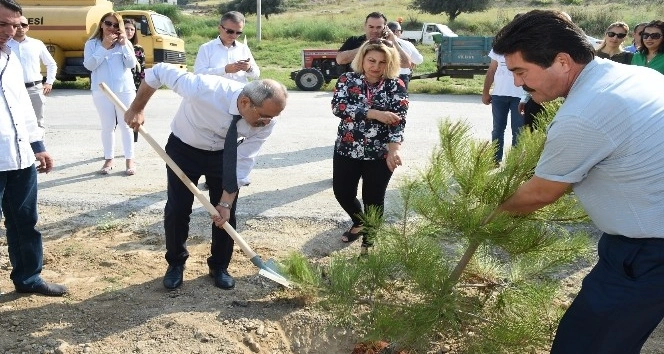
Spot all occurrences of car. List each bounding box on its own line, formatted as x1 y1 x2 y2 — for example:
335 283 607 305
586 35 603 48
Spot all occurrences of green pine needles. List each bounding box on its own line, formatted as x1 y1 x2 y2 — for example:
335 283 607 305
282 102 594 352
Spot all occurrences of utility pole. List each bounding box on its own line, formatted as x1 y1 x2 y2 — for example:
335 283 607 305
256 0 262 42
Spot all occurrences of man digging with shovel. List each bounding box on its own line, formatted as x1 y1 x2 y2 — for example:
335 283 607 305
124 63 288 290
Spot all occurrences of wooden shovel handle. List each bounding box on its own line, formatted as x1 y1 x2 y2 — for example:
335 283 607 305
98 83 258 259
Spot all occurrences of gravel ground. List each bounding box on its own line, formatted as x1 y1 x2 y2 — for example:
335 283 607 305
0 89 661 353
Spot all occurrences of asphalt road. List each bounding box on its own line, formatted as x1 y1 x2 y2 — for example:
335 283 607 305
38 89 497 222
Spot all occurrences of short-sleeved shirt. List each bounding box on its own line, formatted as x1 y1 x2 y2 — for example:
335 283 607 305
337 35 368 73
488 50 524 98
535 58 664 238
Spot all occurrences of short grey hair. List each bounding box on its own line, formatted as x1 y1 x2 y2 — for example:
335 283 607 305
220 11 245 25
242 79 288 107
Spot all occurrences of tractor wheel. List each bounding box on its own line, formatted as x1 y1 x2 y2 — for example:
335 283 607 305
295 68 325 91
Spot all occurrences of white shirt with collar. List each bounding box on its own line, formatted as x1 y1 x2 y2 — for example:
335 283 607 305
8 36 57 85
193 37 260 83
145 63 274 186
396 38 424 75
0 48 45 171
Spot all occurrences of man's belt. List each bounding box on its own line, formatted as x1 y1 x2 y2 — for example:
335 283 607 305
25 80 42 88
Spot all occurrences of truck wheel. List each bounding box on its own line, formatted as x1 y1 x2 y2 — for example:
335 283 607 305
295 68 325 91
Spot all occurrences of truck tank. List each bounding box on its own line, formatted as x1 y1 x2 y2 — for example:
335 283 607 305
22 0 113 51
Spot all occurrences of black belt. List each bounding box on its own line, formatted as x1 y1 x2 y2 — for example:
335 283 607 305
25 80 42 88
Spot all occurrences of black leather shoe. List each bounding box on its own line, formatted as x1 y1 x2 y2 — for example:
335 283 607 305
163 265 184 290
209 268 235 289
16 281 68 297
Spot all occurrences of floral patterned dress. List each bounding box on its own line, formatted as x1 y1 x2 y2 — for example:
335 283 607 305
331 72 408 160
131 44 146 91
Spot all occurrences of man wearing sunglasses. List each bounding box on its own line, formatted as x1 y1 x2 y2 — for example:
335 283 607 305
7 16 57 131
494 10 664 354
194 11 259 83
0 0 67 296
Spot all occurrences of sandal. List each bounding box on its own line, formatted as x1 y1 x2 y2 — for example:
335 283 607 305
341 228 362 243
100 166 113 175
125 168 135 176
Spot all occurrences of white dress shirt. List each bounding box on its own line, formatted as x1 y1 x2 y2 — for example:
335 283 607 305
396 38 424 75
0 48 44 171
83 38 137 93
145 63 274 186
193 37 259 83
7 36 57 85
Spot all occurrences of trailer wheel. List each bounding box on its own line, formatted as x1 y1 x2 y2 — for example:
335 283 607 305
295 68 325 91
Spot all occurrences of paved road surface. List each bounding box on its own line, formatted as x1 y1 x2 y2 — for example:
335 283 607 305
38 89 497 221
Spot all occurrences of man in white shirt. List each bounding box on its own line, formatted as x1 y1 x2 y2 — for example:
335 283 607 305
8 15 57 130
194 11 259 83
124 63 287 291
387 21 424 89
0 0 66 297
482 48 525 165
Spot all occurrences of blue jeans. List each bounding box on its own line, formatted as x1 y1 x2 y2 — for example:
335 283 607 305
491 95 524 162
0 165 45 289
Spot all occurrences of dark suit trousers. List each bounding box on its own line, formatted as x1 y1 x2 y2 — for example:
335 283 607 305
163 134 238 270
551 233 664 354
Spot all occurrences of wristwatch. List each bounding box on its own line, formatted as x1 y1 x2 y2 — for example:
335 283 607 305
217 201 232 209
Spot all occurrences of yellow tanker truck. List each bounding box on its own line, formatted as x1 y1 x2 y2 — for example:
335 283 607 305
22 0 186 81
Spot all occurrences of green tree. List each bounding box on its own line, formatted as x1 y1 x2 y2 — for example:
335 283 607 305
283 102 594 352
218 0 285 20
409 0 493 21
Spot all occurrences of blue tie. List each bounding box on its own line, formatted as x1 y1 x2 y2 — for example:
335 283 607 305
223 115 242 194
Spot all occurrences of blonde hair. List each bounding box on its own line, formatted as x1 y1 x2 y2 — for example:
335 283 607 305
89 12 125 41
597 21 629 52
350 39 401 79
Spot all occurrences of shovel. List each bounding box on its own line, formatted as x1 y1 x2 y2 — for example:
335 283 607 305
99 83 292 288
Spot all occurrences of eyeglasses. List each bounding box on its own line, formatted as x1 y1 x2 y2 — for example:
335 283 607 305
367 38 394 48
220 24 243 35
251 105 274 127
103 20 120 29
642 32 663 40
19 23 28 28
606 31 627 39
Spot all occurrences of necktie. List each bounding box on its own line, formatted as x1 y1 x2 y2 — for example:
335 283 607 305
222 115 242 194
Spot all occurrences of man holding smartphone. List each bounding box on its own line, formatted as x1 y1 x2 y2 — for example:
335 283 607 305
194 11 259 83
336 12 412 74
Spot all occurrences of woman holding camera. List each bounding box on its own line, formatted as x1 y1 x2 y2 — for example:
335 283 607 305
83 12 138 175
330 39 409 254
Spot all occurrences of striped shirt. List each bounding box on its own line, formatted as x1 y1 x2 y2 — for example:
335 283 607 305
536 58 664 238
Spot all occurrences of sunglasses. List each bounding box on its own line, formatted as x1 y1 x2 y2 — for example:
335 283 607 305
220 24 243 35
367 38 394 48
606 31 627 39
103 20 120 29
19 23 28 28
642 32 663 40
